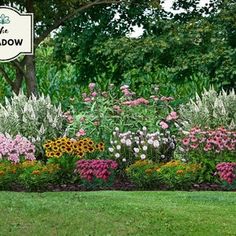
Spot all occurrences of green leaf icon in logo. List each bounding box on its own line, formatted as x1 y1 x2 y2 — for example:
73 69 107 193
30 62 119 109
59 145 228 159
0 14 10 24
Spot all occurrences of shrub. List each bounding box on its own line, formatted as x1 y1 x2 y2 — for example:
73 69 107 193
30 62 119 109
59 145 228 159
18 161 60 191
126 160 160 189
126 160 201 190
179 87 236 130
0 134 36 163
157 160 201 189
216 162 236 189
0 92 66 156
0 160 60 191
75 159 118 188
0 162 19 190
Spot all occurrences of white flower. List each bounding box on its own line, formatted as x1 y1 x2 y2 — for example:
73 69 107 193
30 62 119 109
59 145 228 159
121 138 126 144
134 148 139 153
122 158 126 162
140 154 146 160
110 140 114 145
140 140 145 145
125 139 132 146
142 126 147 131
142 145 148 151
139 131 144 136
113 132 116 136
114 140 118 144
115 127 119 132
108 147 114 153
116 145 121 150
153 140 160 148
115 153 120 158
147 139 153 145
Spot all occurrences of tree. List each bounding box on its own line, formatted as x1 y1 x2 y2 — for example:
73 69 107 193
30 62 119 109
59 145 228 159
0 0 160 96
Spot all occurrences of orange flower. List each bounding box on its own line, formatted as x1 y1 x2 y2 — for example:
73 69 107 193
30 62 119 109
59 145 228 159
32 170 40 175
176 170 184 175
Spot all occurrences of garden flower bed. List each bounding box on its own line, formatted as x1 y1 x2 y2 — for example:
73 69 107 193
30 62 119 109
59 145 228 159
0 85 235 192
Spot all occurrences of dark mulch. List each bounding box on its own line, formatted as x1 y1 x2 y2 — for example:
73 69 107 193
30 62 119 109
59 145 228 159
2 181 235 192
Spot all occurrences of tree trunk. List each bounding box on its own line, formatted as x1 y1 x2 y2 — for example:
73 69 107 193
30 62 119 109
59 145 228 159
12 68 24 94
25 55 37 97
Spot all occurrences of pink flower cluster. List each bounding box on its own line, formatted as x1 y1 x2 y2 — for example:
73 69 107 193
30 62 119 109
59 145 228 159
0 134 36 163
216 162 236 184
159 111 178 130
75 160 118 181
63 111 74 123
122 98 149 106
82 83 97 102
120 85 135 97
75 129 86 138
182 127 236 152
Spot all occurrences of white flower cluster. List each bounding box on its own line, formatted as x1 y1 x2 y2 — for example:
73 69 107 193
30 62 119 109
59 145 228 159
0 91 65 154
109 127 176 163
179 87 236 130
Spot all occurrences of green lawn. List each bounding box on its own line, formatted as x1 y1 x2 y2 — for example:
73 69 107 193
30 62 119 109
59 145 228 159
0 191 235 236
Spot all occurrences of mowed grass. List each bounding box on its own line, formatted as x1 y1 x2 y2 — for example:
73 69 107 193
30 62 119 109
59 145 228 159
0 191 235 236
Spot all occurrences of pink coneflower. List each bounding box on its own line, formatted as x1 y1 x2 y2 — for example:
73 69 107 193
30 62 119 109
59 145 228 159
88 83 96 91
190 143 199 149
182 138 190 146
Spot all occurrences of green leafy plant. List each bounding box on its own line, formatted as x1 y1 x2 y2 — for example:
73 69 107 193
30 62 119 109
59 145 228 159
126 160 160 189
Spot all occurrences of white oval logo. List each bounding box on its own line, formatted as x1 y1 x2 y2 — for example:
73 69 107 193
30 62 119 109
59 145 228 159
0 6 33 62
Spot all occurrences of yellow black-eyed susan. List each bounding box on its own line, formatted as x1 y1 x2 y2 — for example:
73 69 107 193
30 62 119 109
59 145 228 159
43 142 52 149
55 152 62 158
65 146 73 153
52 146 60 151
60 145 67 152
96 142 105 151
88 146 95 153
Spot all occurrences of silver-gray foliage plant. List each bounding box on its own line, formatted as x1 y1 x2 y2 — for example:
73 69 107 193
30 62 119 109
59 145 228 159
179 87 236 131
0 91 65 155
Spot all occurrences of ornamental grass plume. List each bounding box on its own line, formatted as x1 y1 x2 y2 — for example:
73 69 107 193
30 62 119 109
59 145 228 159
0 134 36 163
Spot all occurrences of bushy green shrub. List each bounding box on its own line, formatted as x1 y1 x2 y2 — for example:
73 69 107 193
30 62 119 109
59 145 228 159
126 160 201 190
126 160 160 189
0 92 66 156
179 87 236 130
0 161 60 191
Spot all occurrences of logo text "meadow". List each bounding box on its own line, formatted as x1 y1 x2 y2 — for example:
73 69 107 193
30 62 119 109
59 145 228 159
0 39 23 46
